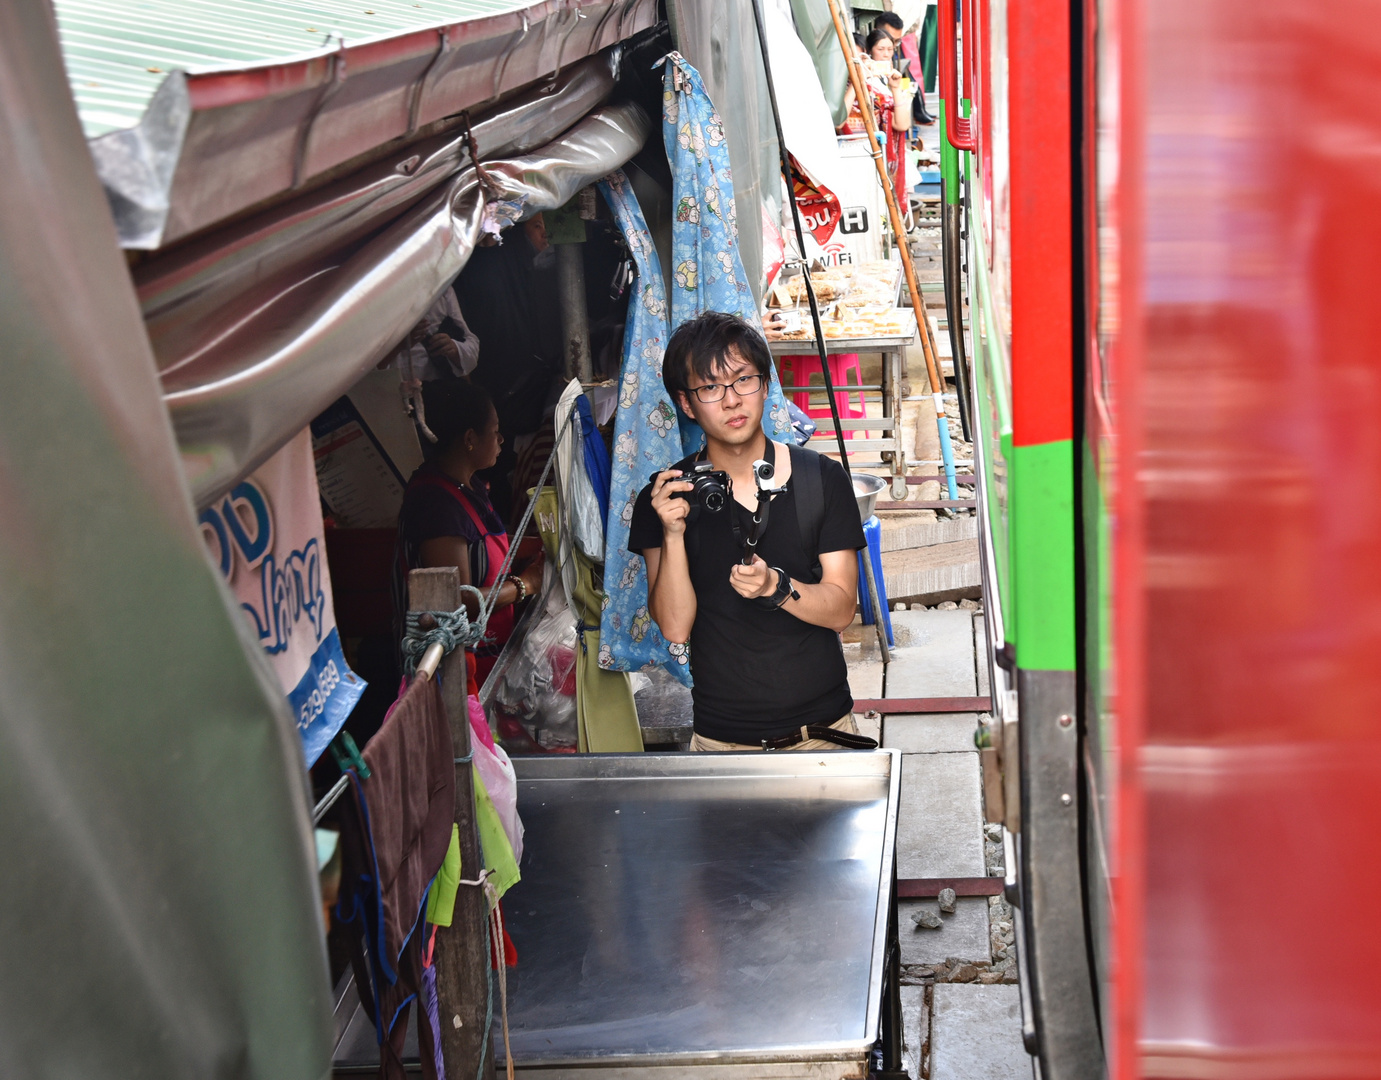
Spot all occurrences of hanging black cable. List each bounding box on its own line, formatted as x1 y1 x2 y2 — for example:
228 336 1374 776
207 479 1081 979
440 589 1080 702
747 0 853 478
941 175 974 441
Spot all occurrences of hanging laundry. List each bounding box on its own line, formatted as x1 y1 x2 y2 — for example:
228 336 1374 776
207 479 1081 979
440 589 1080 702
658 50 794 454
541 424 643 752
576 394 612 520
593 170 687 681
474 769 521 900
554 379 607 564
335 674 453 1080
424 826 461 928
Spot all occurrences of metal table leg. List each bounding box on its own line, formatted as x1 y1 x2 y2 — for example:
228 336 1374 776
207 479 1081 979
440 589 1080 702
886 346 907 500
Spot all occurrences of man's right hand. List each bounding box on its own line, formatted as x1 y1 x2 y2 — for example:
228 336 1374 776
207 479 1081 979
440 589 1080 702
650 470 694 537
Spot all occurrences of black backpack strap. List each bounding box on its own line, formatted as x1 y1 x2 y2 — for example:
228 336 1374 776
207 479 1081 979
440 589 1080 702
788 444 826 584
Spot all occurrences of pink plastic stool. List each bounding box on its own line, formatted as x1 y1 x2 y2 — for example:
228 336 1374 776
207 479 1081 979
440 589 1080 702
779 353 868 438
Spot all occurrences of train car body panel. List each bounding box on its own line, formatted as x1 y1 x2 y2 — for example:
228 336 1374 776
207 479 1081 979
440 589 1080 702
954 0 1104 1068
1106 0 1381 1074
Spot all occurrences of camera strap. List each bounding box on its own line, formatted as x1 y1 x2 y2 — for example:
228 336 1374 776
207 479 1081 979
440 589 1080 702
732 441 777 564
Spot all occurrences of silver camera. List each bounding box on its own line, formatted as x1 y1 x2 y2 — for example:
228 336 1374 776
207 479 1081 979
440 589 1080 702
752 458 784 493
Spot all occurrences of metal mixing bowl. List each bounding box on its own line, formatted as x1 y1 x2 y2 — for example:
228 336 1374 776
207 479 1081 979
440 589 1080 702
852 472 888 523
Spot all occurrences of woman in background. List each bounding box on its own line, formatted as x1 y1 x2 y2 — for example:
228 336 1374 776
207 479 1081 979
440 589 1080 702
397 378 543 693
840 29 912 203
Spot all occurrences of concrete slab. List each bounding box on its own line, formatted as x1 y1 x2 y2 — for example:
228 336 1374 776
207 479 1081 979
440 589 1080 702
885 610 977 698
930 984 1033 1080
882 543 981 604
885 713 986 754
897 751 986 878
879 515 978 553
849 657 884 701
900 984 927 1080
899 898 992 965
974 614 990 697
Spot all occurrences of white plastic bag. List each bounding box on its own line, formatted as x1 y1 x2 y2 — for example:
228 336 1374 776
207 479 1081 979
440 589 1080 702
489 568 579 749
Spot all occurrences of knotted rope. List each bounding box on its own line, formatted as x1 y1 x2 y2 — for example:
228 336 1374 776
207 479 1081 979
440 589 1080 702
401 591 486 675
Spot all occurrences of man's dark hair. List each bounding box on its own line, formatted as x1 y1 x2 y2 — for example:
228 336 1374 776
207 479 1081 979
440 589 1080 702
662 311 772 402
420 377 494 453
865 28 893 54
853 31 866 49
873 11 904 31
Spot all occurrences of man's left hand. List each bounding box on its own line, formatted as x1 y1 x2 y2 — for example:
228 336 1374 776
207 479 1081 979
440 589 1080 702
729 554 777 600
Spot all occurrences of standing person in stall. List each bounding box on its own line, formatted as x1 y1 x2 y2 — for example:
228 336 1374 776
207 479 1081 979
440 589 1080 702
628 313 872 752
839 29 913 204
397 378 543 694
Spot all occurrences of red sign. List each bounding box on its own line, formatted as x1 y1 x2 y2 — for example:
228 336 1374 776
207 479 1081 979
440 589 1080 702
789 153 841 246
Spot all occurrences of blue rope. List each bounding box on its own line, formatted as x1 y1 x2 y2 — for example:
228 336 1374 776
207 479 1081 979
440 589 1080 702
401 592 486 675
479 945 494 1080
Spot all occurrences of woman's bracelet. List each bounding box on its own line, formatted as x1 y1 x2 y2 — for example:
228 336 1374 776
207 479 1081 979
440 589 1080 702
507 573 528 604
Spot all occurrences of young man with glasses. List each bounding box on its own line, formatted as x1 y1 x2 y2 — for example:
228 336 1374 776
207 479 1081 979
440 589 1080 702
627 312 873 751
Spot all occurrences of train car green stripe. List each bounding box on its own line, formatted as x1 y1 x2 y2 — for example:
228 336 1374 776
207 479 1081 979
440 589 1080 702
1011 438 1076 671
940 99 960 197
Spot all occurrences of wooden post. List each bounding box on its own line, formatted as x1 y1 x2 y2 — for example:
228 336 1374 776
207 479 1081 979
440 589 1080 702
408 567 495 1080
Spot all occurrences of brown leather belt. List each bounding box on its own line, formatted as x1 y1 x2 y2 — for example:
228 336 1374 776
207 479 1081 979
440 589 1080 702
760 725 881 751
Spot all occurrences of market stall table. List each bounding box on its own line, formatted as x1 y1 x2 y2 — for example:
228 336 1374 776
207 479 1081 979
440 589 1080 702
769 316 918 499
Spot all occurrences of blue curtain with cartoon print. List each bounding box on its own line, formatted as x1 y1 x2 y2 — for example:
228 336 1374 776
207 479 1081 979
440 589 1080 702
594 169 689 680
660 51 794 454
596 53 794 683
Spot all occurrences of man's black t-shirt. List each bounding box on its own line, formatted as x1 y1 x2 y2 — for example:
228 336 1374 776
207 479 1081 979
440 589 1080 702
627 447 866 743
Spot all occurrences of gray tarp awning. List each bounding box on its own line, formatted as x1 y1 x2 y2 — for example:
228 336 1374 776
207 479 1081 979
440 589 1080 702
0 4 331 1077
136 76 652 509
56 0 658 249
790 0 852 128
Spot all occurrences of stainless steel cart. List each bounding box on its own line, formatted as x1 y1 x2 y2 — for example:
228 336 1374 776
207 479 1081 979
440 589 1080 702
334 750 903 1079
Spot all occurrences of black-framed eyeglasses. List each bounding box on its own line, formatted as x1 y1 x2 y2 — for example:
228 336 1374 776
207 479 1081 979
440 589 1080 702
687 373 766 403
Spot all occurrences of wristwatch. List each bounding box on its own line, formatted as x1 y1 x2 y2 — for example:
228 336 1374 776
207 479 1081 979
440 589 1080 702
763 567 800 608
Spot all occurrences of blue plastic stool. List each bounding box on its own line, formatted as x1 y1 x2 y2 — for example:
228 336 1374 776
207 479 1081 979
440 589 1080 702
856 515 893 646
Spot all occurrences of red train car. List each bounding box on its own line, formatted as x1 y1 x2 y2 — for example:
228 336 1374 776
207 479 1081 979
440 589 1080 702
957 0 1381 1073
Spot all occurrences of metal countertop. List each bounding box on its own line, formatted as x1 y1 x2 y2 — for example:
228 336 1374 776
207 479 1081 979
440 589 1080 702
336 750 901 1078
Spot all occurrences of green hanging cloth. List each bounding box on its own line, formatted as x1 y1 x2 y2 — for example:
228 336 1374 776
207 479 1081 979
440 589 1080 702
425 825 461 928
473 769 520 901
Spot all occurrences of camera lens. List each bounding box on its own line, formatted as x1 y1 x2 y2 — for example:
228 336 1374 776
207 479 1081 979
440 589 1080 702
704 490 726 512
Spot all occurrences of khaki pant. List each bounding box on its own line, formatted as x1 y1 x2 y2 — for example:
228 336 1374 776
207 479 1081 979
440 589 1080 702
689 713 861 752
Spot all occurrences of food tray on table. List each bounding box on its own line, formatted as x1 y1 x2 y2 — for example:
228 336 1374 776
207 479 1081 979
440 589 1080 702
765 308 918 355
765 259 914 353
767 259 902 310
